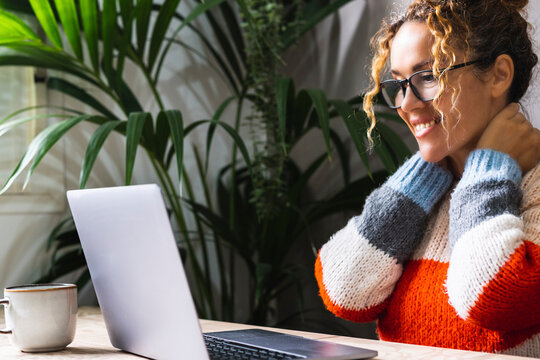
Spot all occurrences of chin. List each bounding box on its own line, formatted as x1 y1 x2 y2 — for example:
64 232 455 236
418 144 446 164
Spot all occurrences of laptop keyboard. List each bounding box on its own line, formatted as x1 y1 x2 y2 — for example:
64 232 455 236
204 334 304 360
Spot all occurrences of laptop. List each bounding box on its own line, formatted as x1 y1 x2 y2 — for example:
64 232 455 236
67 184 377 360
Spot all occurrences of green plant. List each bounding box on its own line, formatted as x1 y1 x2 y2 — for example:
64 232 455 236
0 0 410 325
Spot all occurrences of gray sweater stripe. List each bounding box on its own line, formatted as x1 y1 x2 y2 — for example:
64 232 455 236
355 186 427 263
449 179 522 248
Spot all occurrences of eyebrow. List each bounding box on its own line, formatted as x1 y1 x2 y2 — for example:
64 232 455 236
391 60 433 76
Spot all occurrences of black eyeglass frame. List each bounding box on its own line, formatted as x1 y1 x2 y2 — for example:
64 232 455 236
380 59 486 109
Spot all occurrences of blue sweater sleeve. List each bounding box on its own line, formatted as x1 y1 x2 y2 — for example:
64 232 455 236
357 152 453 262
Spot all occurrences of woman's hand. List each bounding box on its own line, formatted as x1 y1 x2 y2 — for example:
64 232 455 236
477 103 540 173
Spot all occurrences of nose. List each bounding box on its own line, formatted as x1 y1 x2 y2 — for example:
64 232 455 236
400 85 424 113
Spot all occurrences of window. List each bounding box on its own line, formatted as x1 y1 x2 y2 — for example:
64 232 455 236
0 65 65 213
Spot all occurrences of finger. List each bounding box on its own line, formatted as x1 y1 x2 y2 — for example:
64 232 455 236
533 128 540 148
511 111 528 124
526 130 540 157
489 103 520 125
520 150 540 172
501 102 520 117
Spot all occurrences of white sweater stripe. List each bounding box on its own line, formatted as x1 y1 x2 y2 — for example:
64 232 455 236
446 214 524 319
320 217 402 310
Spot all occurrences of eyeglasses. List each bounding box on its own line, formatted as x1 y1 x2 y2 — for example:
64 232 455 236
379 59 484 109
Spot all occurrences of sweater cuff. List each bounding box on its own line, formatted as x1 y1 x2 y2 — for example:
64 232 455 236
457 149 522 190
385 152 453 213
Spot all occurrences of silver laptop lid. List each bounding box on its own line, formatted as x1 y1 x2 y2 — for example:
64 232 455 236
67 184 208 360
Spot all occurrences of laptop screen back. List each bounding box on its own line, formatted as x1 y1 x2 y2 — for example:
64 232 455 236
67 184 208 359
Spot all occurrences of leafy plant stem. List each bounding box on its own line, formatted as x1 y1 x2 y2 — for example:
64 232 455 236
182 166 216 318
48 49 127 117
225 92 248 321
228 94 245 229
147 152 209 318
155 159 218 317
127 47 165 111
193 145 230 319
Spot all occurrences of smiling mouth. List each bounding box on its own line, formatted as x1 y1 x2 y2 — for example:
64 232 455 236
413 117 441 133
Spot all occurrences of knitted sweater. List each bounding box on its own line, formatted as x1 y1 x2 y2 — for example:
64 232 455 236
315 149 540 357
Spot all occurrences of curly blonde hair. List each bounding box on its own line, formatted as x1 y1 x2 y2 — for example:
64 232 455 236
363 0 537 145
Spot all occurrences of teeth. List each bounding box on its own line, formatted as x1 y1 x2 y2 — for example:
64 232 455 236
414 120 438 132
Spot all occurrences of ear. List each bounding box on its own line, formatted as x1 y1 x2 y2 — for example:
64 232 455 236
490 54 514 99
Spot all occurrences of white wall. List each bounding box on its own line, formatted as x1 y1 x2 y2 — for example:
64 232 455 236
522 1 540 124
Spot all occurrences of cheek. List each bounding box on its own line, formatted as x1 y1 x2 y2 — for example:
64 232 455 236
436 82 490 130
397 109 414 132
432 88 455 118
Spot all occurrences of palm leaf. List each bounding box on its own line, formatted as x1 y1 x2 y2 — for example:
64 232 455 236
164 37 232 92
135 0 153 57
147 0 181 72
370 120 399 173
116 0 135 88
192 144 213 210
0 112 70 137
288 153 326 204
80 120 122 188
376 121 411 165
80 0 99 73
153 0 227 83
164 7 240 94
292 90 312 140
164 110 184 193
330 100 370 174
46 217 75 250
75 268 91 290
41 248 86 282
125 112 151 185
329 129 350 185
24 115 97 188
29 0 63 49
101 0 116 84
205 96 235 172
110 69 143 114
306 89 331 158
53 0 83 60
217 1 245 67
0 1 34 14
47 77 117 119
154 110 170 163
185 119 252 179
187 200 239 249
0 105 81 126
0 9 40 44
0 44 99 86
0 115 95 194
198 0 243 88
281 0 354 50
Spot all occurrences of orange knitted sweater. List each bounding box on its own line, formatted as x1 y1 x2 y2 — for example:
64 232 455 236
316 150 540 357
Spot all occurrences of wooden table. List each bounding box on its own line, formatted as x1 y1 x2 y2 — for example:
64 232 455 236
0 307 534 359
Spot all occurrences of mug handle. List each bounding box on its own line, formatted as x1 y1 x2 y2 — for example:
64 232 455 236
0 299 12 334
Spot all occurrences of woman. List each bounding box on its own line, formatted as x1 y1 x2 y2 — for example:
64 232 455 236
315 0 540 356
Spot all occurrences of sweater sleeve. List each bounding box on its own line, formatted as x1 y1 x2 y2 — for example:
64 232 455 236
315 153 452 322
447 149 540 331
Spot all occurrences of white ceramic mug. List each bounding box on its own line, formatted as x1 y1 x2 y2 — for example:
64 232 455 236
0 283 77 352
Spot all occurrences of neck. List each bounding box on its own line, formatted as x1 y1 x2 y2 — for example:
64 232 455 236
447 144 477 178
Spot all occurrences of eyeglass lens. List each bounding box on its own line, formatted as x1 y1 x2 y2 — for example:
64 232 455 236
381 70 439 108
